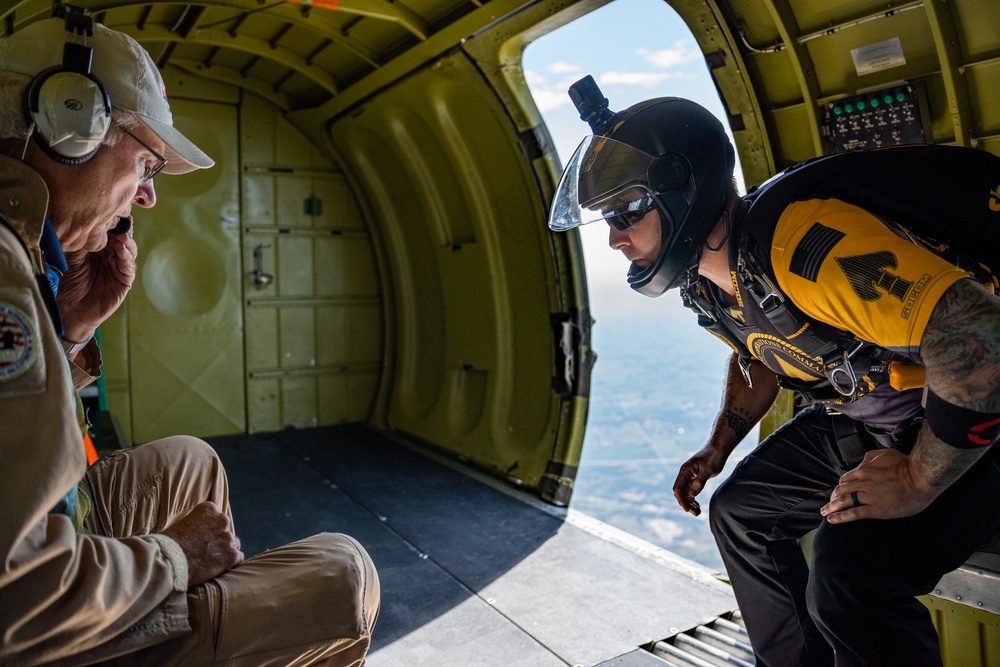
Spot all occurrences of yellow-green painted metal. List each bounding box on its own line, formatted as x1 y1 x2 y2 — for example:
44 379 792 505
758 389 794 442
922 595 1000 667
326 50 573 491
105 98 246 443
240 93 382 432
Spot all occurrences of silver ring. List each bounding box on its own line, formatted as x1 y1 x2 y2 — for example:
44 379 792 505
850 490 862 508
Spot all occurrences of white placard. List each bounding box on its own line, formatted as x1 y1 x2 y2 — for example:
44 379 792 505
851 37 906 76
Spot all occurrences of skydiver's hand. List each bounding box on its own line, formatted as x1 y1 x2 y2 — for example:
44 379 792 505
57 223 138 345
821 448 942 523
673 446 728 516
162 501 244 588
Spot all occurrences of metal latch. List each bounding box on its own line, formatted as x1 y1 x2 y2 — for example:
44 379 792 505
824 340 866 398
560 320 576 390
252 243 274 290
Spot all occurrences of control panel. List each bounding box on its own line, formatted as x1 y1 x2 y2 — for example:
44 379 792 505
826 83 926 152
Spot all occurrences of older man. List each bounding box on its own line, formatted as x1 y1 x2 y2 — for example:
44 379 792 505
0 10 378 666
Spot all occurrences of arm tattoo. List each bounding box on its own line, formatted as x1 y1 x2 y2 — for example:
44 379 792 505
914 279 1000 486
921 279 1000 410
725 408 752 441
911 428 986 487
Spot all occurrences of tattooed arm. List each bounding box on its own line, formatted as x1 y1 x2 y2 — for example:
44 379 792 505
824 278 1000 522
912 278 1000 484
673 353 779 516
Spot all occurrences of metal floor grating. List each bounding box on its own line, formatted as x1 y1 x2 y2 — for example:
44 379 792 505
645 611 754 667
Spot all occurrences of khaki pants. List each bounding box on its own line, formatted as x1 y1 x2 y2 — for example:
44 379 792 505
82 437 380 667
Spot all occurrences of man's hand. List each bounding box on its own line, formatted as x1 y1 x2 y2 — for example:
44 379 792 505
162 501 244 588
57 225 138 343
821 448 942 523
673 447 727 516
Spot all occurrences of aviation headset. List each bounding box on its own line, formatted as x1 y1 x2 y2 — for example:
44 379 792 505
24 6 111 164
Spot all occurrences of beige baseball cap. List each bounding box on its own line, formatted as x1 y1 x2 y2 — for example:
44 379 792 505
0 17 213 174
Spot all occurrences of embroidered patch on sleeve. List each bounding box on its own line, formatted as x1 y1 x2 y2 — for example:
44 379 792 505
789 222 846 282
0 288 46 397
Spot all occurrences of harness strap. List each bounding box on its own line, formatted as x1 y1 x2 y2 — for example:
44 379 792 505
737 219 905 402
828 411 872 466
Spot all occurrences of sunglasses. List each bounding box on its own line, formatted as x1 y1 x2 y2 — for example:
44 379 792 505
116 123 167 182
602 194 658 231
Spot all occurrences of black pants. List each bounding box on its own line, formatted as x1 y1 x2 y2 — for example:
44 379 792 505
708 404 1000 667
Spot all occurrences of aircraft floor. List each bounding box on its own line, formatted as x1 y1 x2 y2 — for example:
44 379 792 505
207 425 737 667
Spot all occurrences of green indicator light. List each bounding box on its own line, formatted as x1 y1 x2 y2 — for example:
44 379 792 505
857 100 866 110
896 92 906 102
871 98 879 107
845 103 854 113
833 106 843 115
884 95 894 104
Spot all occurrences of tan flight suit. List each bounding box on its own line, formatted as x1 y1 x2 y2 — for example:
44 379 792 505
0 155 379 666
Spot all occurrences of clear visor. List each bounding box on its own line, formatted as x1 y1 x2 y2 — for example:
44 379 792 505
548 135 659 231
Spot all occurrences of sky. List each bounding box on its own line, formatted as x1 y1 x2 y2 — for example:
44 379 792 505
522 0 743 306
520 0 753 564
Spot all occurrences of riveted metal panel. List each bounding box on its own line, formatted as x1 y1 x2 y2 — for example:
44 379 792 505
240 93 382 431
923 593 1000 667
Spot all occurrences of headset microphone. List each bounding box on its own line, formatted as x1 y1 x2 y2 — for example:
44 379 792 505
109 217 131 235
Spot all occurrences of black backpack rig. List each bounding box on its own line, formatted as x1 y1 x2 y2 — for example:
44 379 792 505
688 144 1000 404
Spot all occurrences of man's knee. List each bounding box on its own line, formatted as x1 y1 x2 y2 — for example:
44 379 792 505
300 533 381 636
708 473 761 538
142 435 221 470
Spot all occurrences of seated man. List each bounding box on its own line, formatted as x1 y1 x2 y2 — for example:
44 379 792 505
0 10 379 666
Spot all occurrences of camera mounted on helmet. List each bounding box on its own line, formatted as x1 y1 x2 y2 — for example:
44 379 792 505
569 75 619 135
547 75 736 298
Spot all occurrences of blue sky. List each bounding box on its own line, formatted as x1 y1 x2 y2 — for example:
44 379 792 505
522 0 743 302
521 1 756 559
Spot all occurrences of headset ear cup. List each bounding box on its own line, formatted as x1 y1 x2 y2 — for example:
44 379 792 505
650 153 690 192
26 67 111 164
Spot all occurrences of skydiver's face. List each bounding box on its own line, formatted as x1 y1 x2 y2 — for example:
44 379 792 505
605 190 662 267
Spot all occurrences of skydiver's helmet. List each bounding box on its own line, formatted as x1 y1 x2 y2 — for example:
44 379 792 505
548 76 736 297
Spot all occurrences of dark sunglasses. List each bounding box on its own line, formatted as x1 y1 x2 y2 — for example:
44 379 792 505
602 195 658 231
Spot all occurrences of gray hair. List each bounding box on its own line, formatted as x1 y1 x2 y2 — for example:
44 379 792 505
0 70 139 154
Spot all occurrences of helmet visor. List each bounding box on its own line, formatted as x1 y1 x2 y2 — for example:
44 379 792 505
548 135 659 231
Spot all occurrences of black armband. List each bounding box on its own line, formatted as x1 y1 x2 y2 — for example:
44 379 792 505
924 390 1000 449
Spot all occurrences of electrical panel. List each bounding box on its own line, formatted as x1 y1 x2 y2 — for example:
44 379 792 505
826 83 927 152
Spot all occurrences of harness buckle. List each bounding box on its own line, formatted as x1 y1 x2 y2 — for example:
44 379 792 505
738 356 755 389
824 340 866 398
759 292 782 311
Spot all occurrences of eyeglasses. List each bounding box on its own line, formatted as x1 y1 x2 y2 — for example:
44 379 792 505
116 123 167 182
602 194 658 231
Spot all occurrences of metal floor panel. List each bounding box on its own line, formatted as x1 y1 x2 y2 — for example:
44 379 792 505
207 425 737 666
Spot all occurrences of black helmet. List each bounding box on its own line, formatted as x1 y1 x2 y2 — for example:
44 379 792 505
548 76 736 297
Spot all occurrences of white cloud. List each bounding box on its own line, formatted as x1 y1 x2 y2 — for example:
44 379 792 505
522 70 583 112
533 89 573 113
548 60 582 74
523 69 546 86
638 40 700 69
598 71 671 87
